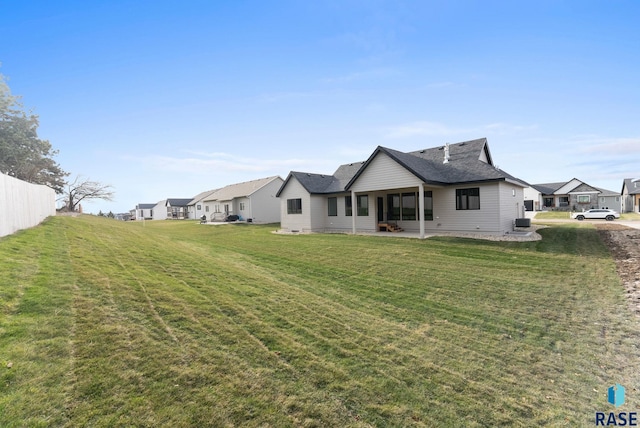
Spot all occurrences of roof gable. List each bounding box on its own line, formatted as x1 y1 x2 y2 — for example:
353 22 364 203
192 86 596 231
622 178 640 195
346 139 526 190
278 138 527 196
166 198 192 207
205 176 282 201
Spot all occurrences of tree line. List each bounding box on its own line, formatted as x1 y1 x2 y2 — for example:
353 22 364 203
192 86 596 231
0 73 114 212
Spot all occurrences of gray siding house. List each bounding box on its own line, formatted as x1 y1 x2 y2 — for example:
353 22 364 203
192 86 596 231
135 203 156 220
622 178 640 213
277 138 529 238
524 178 621 212
202 176 283 223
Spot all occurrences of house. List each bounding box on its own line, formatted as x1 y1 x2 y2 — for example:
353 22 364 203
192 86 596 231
187 189 219 220
622 178 640 213
277 138 529 238
202 176 284 223
165 198 193 219
151 200 167 220
135 203 156 220
524 179 621 212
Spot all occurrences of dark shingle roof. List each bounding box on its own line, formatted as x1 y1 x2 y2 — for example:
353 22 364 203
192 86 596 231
136 203 156 209
278 138 528 196
623 178 640 195
347 138 528 189
166 198 193 207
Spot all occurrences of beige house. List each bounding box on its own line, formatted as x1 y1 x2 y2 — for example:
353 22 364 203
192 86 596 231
202 176 283 223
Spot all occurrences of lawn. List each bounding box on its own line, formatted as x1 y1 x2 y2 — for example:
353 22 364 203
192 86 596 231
1 216 639 427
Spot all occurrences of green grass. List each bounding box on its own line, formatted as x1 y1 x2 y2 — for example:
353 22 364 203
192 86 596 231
1 216 639 427
534 211 640 221
533 211 572 219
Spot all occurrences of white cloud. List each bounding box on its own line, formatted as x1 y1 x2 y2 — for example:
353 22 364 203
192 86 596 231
121 151 337 176
570 135 640 156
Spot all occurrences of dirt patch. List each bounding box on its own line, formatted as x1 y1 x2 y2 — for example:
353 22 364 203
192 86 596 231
596 223 640 315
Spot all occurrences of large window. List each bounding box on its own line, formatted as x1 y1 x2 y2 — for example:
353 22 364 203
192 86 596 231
424 191 433 220
328 197 337 216
345 196 352 216
456 188 480 210
387 194 400 220
287 198 302 214
388 191 432 221
577 195 590 204
357 195 369 216
401 193 416 220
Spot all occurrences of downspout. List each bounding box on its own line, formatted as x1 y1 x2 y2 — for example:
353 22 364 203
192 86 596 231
418 183 425 239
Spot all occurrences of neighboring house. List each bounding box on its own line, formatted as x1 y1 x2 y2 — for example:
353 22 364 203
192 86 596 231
166 198 193 219
151 200 168 220
524 178 621 212
202 176 284 223
135 203 156 220
115 212 133 221
596 187 622 212
622 178 640 213
187 189 219 220
277 138 529 238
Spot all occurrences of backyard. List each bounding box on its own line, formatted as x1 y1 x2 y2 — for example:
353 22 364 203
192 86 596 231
1 216 639 427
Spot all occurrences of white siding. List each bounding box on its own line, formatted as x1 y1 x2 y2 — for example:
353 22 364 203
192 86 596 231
0 173 56 237
279 178 313 232
399 183 506 234
248 178 283 223
324 194 355 232
152 200 167 220
498 182 524 232
349 153 422 192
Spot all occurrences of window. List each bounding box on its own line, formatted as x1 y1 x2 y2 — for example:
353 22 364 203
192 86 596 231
401 193 416 220
543 197 554 207
456 188 480 210
197 204 201 210
388 192 432 221
387 194 400 220
345 196 352 216
424 191 433 220
205 206 209 212
357 195 368 216
577 195 590 204
287 198 302 214
239 202 245 210
328 197 337 216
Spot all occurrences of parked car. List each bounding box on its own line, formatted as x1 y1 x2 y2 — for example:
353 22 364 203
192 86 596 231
572 209 620 221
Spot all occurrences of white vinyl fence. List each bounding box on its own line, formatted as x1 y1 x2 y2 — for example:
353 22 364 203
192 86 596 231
0 173 56 238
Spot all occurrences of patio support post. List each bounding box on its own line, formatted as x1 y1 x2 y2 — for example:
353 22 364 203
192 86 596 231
351 190 357 234
418 183 425 239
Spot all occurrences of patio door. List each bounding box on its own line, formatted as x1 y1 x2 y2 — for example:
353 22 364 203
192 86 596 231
377 197 384 222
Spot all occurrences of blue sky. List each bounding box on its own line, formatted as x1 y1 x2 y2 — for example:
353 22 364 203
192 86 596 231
2 0 639 214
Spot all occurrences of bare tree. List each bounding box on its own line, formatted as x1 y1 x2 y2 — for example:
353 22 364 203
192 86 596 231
63 176 115 212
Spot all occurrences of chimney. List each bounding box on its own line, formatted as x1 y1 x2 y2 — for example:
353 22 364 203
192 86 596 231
443 143 450 164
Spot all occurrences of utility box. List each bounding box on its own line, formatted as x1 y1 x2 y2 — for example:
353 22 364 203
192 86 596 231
515 218 531 227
